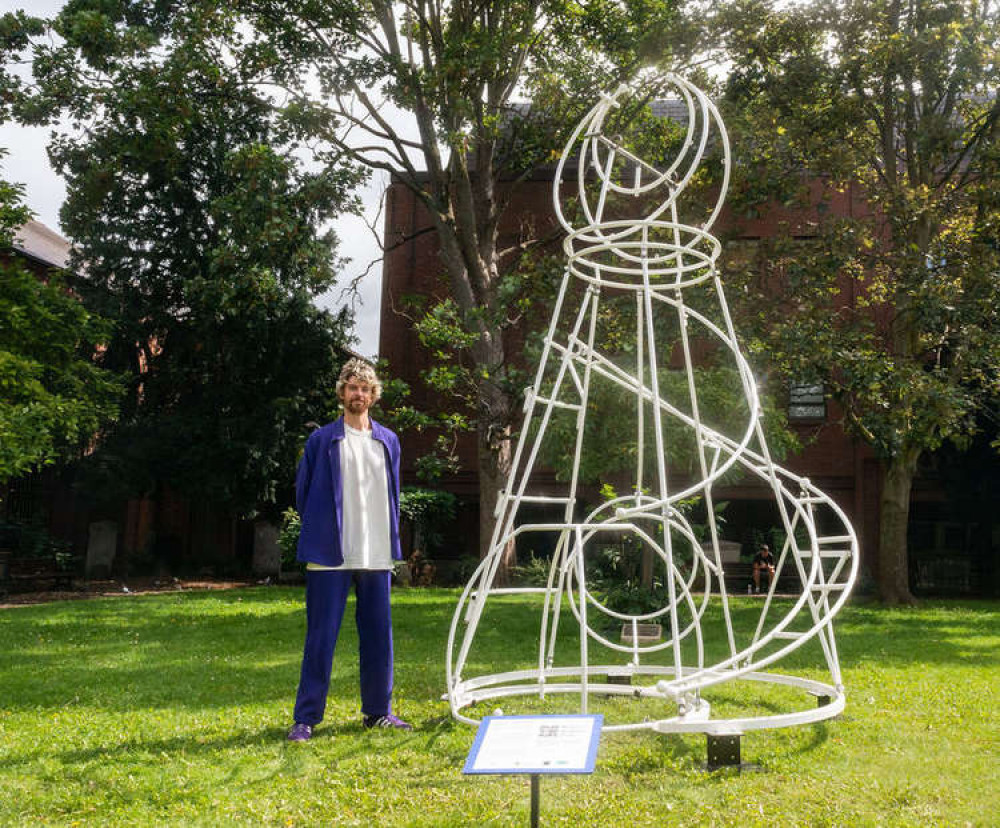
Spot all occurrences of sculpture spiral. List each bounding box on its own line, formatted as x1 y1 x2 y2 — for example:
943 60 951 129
446 73 858 735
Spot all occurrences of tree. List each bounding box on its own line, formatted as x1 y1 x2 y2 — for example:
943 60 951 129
0 156 123 484
222 0 685 575
2 5 359 524
713 0 1000 603
5 0 687 573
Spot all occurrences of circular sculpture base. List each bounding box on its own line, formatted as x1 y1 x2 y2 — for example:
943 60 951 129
450 665 844 733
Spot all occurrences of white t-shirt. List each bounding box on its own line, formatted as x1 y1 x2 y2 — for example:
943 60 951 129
307 423 392 571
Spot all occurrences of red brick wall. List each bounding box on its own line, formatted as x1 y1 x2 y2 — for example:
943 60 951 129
379 173 890 565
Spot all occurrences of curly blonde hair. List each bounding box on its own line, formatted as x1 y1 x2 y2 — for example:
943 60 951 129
336 358 382 405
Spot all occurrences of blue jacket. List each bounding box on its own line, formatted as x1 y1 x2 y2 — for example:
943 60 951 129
295 417 402 567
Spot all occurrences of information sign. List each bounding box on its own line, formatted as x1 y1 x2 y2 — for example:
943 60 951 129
463 714 602 775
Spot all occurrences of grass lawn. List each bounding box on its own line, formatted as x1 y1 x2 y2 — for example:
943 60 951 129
1 586 997 826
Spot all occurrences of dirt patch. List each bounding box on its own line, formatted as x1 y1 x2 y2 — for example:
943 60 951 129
0 576 260 609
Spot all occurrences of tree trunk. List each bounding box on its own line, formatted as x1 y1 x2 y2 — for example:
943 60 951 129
640 546 654 590
477 388 516 584
876 447 920 605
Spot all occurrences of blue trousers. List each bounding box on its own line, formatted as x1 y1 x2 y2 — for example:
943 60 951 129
292 569 394 725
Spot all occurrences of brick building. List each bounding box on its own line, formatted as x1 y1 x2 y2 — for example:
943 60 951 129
379 171 999 595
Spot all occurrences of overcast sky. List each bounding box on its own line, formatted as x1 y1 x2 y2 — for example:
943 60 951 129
0 0 386 357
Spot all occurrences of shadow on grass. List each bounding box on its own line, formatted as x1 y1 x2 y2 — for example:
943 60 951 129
830 599 1000 669
0 715 442 774
0 587 460 714
695 598 1000 671
2 589 995 719
1 592 304 711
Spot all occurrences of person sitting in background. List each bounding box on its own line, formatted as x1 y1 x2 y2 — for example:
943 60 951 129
752 544 776 594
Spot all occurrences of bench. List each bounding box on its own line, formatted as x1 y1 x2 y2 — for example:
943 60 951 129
722 561 795 595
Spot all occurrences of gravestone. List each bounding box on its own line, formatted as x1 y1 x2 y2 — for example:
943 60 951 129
86 521 118 578
252 521 281 577
702 540 743 565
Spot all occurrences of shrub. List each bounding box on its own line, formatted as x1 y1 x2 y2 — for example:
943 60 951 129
278 507 302 573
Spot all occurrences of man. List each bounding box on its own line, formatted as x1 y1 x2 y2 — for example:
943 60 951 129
751 543 777 594
286 358 411 742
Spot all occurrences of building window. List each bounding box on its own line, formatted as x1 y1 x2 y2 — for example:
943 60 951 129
788 383 826 421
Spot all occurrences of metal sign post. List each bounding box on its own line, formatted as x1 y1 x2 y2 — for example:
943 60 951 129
463 714 602 826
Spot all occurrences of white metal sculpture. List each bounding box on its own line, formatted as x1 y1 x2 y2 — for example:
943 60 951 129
446 73 858 735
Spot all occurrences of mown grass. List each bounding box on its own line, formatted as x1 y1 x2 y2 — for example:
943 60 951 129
1 587 997 826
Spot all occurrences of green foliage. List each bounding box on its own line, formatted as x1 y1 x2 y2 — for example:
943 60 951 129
716 0 1000 462
9 4 360 512
751 522 807 560
596 579 668 618
0 263 124 483
510 211 801 489
536 350 798 486
709 0 1000 602
587 496 729 616
509 551 552 587
0 155 123 482
277 507 302 572
588 531 670 617
408 298 482 414
399 486 457 554
187 0 684 558
450 553 484 585
5 1 712 566
398 486 458 525
372 368 470 484
0 159 31 238
412 299 481 361
391 296 499 482
0 519 72 565
598 481 619 502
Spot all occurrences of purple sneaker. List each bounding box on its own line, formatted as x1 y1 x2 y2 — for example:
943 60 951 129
363 713 412 731
286 723 313 742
